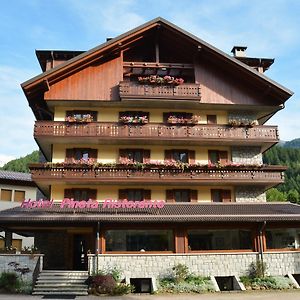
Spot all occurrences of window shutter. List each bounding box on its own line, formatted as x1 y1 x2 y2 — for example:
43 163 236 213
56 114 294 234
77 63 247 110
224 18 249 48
88 189 97 200
143 189 151 201
163 112 170 123
190 190 198 202
166 190 174 202
165 150 172 160
207 115 217 124
143 150 151 163
188 150 195 165
118 189 128 200
89 149 98 161
66 149 74 163
91 111 98 121
211 189 221 202
222 190 231 202
64 189 73 199
219 151 228 165
119 149 127 161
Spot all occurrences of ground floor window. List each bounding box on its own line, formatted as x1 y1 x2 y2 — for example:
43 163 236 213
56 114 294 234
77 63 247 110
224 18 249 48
105 230 174 252
266 228 300 250
188 229 252 251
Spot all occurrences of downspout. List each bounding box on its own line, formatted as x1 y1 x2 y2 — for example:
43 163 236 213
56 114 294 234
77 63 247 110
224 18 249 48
259 221 267 276
96 222 100 274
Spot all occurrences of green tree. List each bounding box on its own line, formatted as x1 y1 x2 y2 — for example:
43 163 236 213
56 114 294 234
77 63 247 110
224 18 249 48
287 189 299 204
266 188 286 202
1 151 39 173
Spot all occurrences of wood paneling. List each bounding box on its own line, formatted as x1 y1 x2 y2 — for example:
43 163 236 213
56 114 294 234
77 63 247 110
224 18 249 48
45 56 122 101
194 61 269 105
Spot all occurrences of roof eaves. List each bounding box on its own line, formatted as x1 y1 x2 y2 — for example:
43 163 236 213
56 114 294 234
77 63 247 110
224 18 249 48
21 16 293 98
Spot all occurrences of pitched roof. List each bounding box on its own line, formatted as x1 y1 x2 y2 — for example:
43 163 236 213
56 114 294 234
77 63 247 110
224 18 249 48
1 202 300 224
21 17 293 100
0 170 36 187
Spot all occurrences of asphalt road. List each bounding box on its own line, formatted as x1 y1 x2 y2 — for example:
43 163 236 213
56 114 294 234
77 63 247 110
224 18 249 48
0 290 300 300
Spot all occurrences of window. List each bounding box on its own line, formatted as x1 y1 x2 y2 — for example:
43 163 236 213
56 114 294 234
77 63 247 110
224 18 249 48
119 189 151 201
105 230 174 252
119 149 150 163
207 115 217 124
266 228 300 250
165 149 195 164
64 189 97 201
166 189 197 202
188 229 252 251
211 189 232 203
208 150 228 165
14 190 25 202
0 189 12 201
0 239 22 251
66 110 97 122
65 148 98 163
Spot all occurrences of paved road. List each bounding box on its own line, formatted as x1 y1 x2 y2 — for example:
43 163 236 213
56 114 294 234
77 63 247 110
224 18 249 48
0 290 300 300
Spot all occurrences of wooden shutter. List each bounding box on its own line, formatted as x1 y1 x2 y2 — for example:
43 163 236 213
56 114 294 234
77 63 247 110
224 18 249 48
166 190 174 202
143 189 151 201
190 190 198 203
211 189 221 202
188 150 195 165
66 149 74 163
89 149 98 161
91 111 98 121
88 189 97 200
64 189 73 199
222 190 231 202
165 150 172 160
119 149 127 160
219 151 228 165
207 115 217 124
118 189 128 200
163 112 170 123
143 150 151 163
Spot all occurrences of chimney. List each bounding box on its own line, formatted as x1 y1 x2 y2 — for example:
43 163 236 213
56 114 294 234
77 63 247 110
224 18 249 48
231 46 247 57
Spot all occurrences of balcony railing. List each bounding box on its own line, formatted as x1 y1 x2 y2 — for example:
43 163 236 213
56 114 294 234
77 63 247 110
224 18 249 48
29 164 285 184
34 121 279 142
119 81 201 100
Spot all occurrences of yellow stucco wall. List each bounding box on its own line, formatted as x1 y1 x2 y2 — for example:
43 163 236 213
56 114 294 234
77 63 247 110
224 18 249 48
53 107 228 124
51 184 234 202
52 144 230 163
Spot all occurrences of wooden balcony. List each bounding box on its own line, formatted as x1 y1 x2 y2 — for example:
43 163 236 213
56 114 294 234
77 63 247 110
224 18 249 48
30 164 285 189
35 121 279 142
119 81 201 100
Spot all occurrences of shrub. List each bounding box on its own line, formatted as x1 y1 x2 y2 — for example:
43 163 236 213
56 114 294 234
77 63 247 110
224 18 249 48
172 264 189 283
90 274 116 294
0 272 21 293
248 260 267 278
110 283 134 295
17 280 33 294
240 275 294 290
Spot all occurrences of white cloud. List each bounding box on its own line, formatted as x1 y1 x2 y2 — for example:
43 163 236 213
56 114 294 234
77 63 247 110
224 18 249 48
0 154 16 167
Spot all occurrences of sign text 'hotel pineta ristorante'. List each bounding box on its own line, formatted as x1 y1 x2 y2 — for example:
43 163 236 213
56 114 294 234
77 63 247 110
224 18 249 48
20 198 165 209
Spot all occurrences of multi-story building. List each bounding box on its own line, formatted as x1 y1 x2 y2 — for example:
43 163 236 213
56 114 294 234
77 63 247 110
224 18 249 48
0 170 36 250
1 18 300 285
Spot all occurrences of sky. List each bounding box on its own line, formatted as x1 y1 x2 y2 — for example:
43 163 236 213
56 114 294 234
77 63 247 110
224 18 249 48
0 0 300 166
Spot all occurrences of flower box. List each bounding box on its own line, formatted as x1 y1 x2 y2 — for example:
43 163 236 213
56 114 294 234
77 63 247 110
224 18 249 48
138 75 184 85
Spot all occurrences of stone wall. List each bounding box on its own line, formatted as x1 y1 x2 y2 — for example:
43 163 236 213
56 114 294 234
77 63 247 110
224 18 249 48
0 254 42 281
89 252 300 279
231 146 262 165
89 252 300 278
235 186 266 203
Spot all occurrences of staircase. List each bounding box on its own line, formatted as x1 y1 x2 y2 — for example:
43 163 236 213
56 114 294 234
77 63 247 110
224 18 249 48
33 270 89 296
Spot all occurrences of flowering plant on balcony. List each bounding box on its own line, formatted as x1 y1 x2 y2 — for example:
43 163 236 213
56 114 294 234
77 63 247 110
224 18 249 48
228 119 259 127
167 115 200 125
119 115 148 124
65 114 93 123
138 75 184 85
0 246 17 254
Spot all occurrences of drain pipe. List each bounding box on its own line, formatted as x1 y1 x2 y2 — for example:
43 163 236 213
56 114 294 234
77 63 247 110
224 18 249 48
259 221 267 276
96 222 100 273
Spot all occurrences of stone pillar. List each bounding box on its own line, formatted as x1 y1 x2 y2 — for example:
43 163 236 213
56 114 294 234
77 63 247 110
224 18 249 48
4 231 12 248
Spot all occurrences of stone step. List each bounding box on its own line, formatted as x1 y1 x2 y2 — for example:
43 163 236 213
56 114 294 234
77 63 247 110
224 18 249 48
34 286 88 290
32 291 88 296
37 279 87 283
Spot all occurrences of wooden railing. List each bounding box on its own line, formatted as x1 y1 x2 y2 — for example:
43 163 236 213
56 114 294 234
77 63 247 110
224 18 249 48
119 81 201 99
34 121 279 142
30 164 285 184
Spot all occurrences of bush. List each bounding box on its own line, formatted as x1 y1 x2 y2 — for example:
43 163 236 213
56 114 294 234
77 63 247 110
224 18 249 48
17 280 32 294
89 274 116 294
240 276 294 290
248 260 267 278
110 283 134 295
172 264 189 283
0 272 21 293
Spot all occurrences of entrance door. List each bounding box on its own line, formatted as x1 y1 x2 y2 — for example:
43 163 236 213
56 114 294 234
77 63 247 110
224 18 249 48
73 234 88 270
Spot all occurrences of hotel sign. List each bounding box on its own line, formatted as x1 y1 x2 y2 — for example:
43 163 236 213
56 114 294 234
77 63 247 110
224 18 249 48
20 198 165 209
